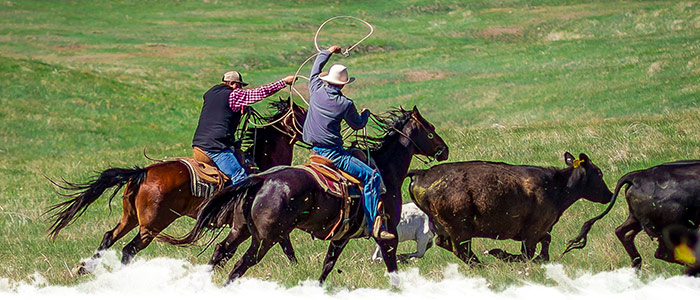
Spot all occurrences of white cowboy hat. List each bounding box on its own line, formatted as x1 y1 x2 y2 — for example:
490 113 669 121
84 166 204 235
319 64 355 85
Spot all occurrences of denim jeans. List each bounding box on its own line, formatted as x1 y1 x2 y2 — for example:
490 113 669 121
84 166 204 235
206 149 247 185
313 145 383 232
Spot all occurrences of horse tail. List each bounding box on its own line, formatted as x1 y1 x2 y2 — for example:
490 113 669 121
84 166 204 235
45 167 147 240
159 175 266 246
562 172 635 255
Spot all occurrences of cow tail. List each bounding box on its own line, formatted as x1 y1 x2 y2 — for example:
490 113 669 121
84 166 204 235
405 169 425 204
562 174 633 256
158 176 265 246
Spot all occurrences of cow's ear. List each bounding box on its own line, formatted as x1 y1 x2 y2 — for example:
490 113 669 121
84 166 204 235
579 153 590 165
564 152 575 166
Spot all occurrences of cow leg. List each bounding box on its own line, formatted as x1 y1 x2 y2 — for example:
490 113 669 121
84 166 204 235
435 234 453 251
534 234 551 262
452 238 480 265
654 239 676 264
615 214 643 268
487 248 519 262
520 240 537 260
318 239 349 284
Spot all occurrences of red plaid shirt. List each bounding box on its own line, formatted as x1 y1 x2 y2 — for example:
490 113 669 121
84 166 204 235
229 80 286 112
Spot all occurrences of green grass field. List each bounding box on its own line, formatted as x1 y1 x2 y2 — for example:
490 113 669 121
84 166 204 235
1 0 699 290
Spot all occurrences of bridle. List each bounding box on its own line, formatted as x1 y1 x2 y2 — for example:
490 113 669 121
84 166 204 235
376 113 446 164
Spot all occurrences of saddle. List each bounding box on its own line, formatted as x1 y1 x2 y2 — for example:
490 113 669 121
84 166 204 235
299 155 367 241
176 147 230 199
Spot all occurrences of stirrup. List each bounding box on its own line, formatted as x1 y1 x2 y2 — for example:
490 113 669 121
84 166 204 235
372 216 395 240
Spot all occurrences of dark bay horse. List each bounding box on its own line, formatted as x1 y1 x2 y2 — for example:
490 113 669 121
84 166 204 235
46 98 306 273
164 106 449 285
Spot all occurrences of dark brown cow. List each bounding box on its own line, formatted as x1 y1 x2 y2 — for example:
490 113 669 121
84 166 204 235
407 152 613 264
565 161 700 268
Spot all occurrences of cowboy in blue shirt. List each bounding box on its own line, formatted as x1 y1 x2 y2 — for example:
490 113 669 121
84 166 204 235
303 45 394 240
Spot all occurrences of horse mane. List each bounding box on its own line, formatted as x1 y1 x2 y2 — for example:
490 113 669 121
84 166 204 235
351 106 413 152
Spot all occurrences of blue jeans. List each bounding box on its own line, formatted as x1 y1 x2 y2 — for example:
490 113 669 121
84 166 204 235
206 149 247 185
313 145 383 232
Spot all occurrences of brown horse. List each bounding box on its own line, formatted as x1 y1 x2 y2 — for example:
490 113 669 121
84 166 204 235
164 106 449 285
46 98 306 273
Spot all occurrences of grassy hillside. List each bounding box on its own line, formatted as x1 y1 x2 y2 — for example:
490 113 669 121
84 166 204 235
1 0 698 290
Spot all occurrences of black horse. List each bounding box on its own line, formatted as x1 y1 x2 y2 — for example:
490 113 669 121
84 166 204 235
163 106 448 284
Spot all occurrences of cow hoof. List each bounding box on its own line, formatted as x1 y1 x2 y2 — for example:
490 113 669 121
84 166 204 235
487 249 508 259
487 249 521 262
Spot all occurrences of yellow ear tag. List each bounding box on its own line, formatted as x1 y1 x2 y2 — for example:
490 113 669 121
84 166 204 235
572 159 584 169
674 242 697 265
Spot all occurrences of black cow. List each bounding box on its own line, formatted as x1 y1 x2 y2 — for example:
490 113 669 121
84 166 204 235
406 152 613 264
663 225 700 276
565 160 700 268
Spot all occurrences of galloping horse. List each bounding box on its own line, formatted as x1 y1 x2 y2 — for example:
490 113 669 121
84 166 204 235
46 98 306 273
164 106 448 284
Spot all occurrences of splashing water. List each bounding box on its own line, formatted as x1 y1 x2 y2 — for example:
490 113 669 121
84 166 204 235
2 251 699 300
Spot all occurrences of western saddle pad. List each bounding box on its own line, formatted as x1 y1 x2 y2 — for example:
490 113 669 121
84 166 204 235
176 147 229 199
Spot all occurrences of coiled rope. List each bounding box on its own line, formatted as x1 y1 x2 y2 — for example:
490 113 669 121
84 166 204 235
247 16 374 128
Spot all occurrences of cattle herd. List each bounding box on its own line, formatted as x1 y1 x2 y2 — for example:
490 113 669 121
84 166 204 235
397 153 700 276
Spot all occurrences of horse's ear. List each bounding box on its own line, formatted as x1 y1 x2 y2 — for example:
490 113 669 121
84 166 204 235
412 105 420 116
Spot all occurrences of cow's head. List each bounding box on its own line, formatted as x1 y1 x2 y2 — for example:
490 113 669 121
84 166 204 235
564 152 613 203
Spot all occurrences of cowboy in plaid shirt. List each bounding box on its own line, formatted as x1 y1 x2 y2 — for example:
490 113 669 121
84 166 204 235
192 70 296 185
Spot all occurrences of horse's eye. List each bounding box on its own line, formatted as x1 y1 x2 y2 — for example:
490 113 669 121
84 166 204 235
427 133 434 139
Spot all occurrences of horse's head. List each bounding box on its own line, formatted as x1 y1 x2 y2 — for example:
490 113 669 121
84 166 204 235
269 97 307 142
400 106 449 162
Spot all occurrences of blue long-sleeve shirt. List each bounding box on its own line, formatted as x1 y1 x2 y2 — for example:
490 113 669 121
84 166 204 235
302 50 369 147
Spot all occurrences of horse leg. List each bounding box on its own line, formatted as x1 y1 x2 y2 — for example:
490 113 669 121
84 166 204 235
75 199 138 275
209 225 251 269
226 237 275 285
615 214 643 268
279 234 298 264
318 239 349 284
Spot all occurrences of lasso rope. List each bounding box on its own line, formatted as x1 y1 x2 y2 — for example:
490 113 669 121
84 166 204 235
247 16 374 128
